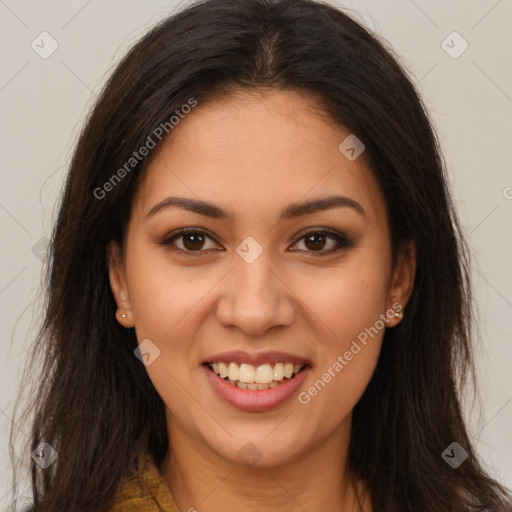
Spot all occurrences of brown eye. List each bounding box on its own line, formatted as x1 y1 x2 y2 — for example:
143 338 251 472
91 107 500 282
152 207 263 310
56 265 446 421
160 229 220 253
182 232 206 250
291 230 352 254
304 233 328 251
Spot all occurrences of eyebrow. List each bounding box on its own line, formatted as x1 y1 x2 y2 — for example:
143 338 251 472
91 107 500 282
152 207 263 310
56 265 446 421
146 194 366 221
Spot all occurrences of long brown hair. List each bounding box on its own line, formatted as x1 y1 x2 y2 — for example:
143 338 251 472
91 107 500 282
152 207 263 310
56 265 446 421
10 0 512 510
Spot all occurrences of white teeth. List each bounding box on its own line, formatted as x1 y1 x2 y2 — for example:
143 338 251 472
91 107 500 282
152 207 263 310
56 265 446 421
255 364 274 384
239 363 256 383
273 363 284 380
284 363 294 378
218 362 228 378
240 382 277 390
209 361 305 388
227 362 239 381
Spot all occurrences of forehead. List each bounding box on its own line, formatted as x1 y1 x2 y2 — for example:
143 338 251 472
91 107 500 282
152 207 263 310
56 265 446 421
132 89 386 226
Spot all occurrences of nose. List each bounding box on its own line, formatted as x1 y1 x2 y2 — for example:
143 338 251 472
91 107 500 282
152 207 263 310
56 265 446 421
215 249 296 337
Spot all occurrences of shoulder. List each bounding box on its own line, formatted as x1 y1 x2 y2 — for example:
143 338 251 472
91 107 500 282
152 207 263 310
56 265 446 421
109 452 180 512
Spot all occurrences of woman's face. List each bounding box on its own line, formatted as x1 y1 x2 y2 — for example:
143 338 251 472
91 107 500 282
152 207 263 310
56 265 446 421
109 89 415 469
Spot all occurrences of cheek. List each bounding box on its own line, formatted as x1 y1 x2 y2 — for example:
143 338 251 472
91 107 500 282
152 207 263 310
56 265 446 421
125 243 210 340
123 246 214 402
124 248 207 417
297 251 390 340
296 291 385 430
293 253 389 412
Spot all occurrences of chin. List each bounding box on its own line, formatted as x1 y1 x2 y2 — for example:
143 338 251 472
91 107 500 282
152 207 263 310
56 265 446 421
205 429 308 469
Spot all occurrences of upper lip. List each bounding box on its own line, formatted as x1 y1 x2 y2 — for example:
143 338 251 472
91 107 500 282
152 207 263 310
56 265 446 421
203 350 311 367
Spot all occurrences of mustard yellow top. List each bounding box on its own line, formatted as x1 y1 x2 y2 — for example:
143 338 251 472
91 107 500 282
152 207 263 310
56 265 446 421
110 452 180 512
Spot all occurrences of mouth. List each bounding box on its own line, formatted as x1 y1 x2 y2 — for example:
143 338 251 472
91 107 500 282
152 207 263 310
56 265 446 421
205 361 307 390
202 354 311 412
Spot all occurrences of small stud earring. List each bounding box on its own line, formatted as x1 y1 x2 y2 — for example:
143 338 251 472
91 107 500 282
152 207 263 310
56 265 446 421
394 311 403 319
121 313 127 319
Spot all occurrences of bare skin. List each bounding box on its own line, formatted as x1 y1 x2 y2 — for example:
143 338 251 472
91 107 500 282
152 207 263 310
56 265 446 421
108 89 416 512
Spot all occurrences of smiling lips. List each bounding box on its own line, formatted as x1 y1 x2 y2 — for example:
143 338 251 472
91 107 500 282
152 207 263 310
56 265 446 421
208 361 305 390
203 350 311 410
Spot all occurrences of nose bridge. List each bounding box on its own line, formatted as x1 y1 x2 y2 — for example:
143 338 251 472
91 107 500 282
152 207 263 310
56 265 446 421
216 240 295 335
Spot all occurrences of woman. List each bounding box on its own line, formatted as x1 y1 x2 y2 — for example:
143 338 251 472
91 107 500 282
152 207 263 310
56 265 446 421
11 0 511 510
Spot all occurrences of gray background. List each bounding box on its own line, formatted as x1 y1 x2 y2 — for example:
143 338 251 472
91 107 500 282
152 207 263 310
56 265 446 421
1 0 511 507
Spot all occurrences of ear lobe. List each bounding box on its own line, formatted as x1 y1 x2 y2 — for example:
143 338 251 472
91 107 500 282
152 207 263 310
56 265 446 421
387 240 416 326
107 241 134 327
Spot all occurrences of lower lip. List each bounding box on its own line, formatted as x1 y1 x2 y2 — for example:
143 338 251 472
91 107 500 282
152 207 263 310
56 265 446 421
203 365 311 412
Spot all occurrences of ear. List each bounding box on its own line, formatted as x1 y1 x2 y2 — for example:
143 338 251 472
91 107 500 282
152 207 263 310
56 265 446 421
386 240 416 327
107 241 135 328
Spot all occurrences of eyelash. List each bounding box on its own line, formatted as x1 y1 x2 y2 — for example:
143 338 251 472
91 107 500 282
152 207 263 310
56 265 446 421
159 227 352 256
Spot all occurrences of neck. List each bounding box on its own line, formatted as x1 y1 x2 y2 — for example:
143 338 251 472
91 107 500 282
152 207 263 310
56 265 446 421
160 417 371 512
